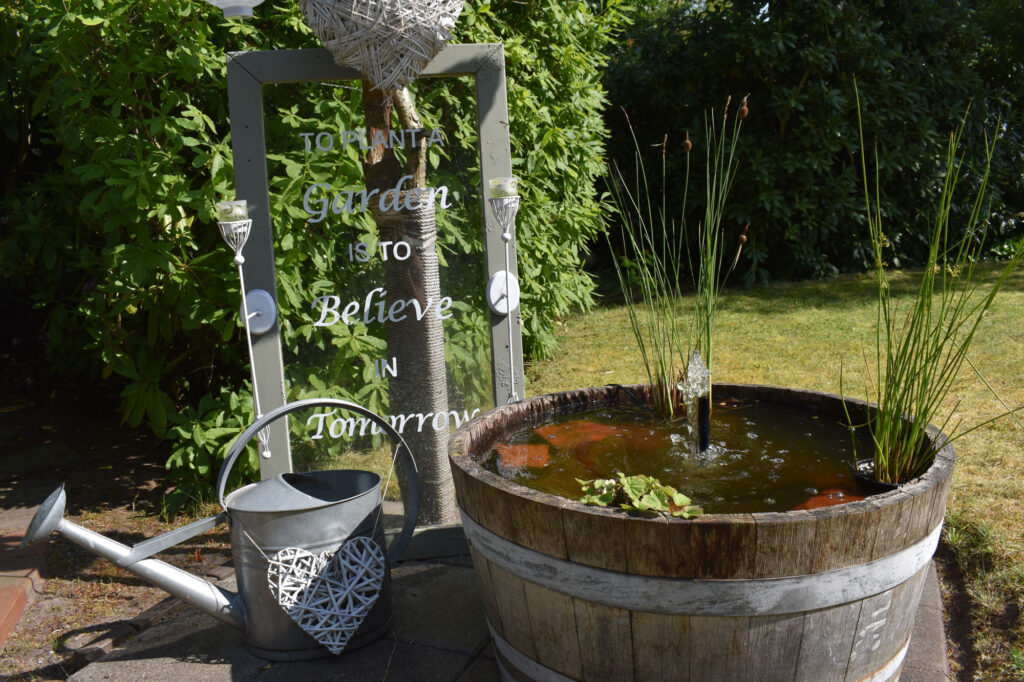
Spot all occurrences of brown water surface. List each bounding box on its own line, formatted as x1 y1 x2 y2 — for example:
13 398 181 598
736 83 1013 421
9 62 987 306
484 399 870 513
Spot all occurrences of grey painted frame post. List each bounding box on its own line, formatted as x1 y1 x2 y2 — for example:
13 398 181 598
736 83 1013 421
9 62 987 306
226 57 291 477
226 44 523 479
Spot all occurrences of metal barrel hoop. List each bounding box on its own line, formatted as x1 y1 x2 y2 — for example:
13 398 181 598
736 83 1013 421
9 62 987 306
217 397 420 564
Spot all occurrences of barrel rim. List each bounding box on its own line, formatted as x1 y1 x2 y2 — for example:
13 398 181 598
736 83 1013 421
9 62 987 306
448 383 955 525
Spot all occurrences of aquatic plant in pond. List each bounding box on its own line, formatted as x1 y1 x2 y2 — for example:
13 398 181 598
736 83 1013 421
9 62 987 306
848 92 1024 484
608 98 747 427
577 472 702 518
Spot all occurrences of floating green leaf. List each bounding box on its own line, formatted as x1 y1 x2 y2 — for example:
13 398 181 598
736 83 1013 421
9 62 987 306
578 472 702 519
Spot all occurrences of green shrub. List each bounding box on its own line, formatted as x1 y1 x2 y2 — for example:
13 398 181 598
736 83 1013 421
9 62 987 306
605 0 1022 282
0 1 628 513
975 0 1024 257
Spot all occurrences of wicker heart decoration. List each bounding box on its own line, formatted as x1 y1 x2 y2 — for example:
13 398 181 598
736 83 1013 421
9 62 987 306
267 536 386 655
300 0 465 91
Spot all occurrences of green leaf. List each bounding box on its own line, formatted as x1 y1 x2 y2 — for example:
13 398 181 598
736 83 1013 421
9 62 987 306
619 474 649 503
638 490 670 511
671 492 692 508
671 505 703 519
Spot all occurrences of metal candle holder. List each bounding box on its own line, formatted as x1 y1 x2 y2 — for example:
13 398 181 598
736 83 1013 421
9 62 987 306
489 195 520 238
217 216 272 459
219 219 253 265
487 191 521 403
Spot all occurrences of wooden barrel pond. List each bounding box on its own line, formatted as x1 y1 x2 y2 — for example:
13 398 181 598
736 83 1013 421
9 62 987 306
448 384 954 682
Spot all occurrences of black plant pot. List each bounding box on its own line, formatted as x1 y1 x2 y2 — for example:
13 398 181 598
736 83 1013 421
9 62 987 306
852 458 900 494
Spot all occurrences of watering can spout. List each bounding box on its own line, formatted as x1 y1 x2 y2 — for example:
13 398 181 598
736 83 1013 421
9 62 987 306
21 485 247 632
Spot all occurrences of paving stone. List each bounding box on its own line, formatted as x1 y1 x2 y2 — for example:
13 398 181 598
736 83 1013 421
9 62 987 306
456 655 501 681
127 596 186 630
0 532 48 579
66 556 951 682
64 621 140 663
400 523 469 560
254 638 471 681
202 562 235 582
919 558 943 606
901 563 952 682
391 561 489 655
0 527 48 652
438 554 475 569
69 608 266 682
0 508 44 537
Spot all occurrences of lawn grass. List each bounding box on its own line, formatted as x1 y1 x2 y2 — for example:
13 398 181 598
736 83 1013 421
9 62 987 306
526 262 1024 680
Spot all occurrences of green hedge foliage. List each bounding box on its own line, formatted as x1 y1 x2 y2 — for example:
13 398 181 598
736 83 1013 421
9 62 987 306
605 0 1024 282
1 0 628 511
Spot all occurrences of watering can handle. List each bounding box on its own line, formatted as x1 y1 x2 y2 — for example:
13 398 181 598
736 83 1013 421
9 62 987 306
216 398 420 565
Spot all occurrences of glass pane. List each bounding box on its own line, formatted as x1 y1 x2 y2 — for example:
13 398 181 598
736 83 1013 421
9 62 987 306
261 80 494 527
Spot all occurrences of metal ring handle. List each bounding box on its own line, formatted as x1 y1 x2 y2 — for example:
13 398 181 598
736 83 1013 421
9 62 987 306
217 398 420 564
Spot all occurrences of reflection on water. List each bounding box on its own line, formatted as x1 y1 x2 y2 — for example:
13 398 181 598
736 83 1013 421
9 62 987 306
485 400 870 513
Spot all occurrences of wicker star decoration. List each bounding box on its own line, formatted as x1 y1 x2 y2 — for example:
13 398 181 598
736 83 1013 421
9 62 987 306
300 0 465 92
267 536 386 654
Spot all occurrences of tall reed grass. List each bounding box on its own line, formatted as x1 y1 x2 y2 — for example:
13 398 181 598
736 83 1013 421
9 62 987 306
848 93 1024 483
608 99 746 419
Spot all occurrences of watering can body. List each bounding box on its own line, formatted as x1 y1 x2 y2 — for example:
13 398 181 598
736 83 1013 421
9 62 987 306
20 399 419 661
227 469 393 659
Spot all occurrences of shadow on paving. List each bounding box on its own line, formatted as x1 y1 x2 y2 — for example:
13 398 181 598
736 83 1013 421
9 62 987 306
69 562 499 682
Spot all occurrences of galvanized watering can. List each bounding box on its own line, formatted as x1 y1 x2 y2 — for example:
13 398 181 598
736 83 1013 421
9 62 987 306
21 398 420 660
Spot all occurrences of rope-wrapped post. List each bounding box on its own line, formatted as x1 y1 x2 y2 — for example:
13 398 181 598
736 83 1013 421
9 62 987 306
371 197 458 525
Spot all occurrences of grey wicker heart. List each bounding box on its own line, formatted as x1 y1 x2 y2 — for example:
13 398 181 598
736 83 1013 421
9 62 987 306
267 536 386 655
300 0 465 91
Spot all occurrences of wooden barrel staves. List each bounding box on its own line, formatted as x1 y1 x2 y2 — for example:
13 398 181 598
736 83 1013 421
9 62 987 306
447 384 953 682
